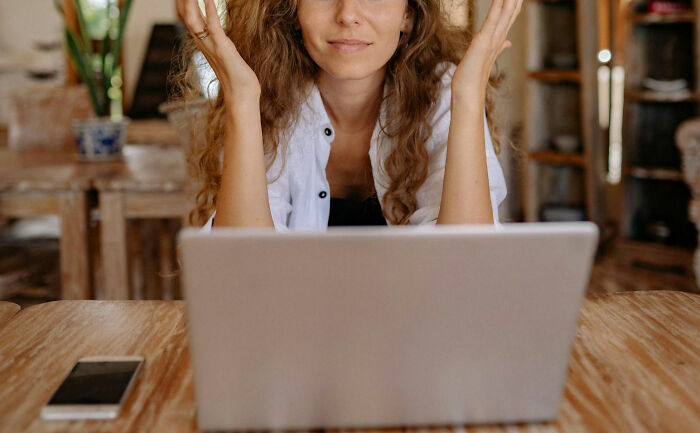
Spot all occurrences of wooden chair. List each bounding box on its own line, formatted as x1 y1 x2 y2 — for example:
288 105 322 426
676 118 700 289
7 85 92 152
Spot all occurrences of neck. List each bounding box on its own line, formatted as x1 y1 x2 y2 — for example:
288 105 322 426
316 69 385 134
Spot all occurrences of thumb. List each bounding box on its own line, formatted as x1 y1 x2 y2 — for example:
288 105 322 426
498 40 512 56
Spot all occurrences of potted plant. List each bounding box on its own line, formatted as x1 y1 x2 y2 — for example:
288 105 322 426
54 0 133 160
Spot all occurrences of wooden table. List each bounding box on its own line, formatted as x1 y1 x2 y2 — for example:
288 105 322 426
0 145 188 300
93 144 188 300
0 291 697 432
0 301 19 329
0 150 111 299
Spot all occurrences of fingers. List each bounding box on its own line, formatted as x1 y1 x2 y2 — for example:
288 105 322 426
180 0 207 34
498 40 512 57
492 0 522 43
177 0 225 58
175 0 219 74
203 0 225 39
480 0 521 41
480 0 505 36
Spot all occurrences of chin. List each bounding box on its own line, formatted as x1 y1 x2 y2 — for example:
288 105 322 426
321 62 383 80
312 51 394 82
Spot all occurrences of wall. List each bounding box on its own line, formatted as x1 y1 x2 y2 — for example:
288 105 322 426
0 0 64 61
0 0 65 124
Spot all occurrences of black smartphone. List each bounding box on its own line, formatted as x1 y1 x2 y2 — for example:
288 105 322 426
40 356 144 420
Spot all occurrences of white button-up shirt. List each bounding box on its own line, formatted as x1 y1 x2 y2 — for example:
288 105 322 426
204 62 507 231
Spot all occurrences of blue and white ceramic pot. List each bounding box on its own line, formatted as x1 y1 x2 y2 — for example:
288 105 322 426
72 117 130 161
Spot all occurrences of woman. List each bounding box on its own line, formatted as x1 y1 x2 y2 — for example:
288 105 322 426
175 0 521 230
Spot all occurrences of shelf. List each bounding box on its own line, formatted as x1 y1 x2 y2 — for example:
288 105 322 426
529 151 586 167
625 89 700 103
623 166 685 181
631 11 696 24
528 69 581 83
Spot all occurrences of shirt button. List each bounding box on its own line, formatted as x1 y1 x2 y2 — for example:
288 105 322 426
324 128 332 137
319 191 327 198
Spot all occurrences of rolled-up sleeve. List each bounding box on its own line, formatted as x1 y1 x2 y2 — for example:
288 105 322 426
408 65 507 226
267 145 292 232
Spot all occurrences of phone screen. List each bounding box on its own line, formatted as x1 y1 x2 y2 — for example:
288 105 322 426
47 360 141 406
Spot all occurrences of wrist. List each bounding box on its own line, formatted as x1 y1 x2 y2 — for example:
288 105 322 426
451 65 489 89
222 82 261 105
225 94 261 115
450 89 486 113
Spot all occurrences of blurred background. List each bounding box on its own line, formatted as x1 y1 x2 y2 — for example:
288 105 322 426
0 0 698 306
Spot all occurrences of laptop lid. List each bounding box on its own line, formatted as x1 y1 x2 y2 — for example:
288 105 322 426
180 222 598 430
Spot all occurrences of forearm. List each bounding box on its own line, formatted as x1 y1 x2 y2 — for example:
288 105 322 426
213 99 274 228
436 91 494 225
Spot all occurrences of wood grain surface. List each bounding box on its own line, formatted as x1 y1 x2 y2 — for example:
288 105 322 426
0 291 697 433
0 301 196 433
0 302 20 330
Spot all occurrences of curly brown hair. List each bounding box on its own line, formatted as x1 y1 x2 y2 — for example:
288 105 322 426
172 0 502 226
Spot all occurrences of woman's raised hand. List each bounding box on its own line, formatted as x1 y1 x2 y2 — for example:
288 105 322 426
176 0 261 102
452 0 523 101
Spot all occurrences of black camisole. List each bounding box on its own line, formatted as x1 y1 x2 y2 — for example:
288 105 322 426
328 194 387 226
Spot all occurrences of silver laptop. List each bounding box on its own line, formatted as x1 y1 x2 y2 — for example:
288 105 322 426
179 222 598 431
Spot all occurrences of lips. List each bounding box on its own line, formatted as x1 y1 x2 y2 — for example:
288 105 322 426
328 39 372 53
329 39 371 45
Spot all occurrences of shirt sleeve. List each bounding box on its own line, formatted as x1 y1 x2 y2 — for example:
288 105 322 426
267 145 292 232
200 146 292 232
408 63 507 226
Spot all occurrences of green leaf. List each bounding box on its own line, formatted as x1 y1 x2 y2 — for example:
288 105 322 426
73 0 92 54
101 0 114 106
65 28 105 116
108 0 133 75
100 34 110 112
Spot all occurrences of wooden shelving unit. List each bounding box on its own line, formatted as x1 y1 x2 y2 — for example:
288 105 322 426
615 0 698 274
528 150 587 167
522 0 604 225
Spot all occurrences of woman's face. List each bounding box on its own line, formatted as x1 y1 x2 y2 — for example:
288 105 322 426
297 0 413 81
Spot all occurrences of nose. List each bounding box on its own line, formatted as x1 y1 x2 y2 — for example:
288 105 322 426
336 0 362 26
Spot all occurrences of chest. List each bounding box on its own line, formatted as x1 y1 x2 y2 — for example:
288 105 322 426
325 132 376 200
